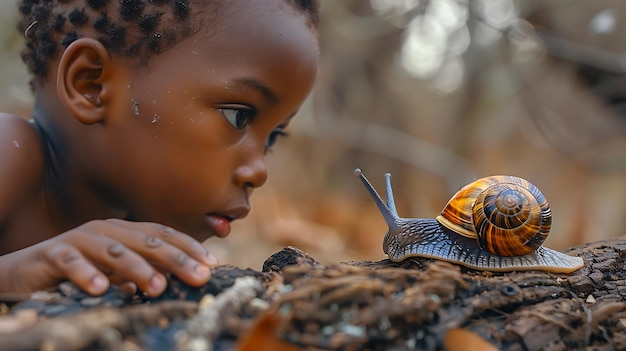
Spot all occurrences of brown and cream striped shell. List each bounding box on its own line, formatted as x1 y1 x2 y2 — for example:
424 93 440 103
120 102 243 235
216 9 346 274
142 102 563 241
355 169 584 273
436 175 551 257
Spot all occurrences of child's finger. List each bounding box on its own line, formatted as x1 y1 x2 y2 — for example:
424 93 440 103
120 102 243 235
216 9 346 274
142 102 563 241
108 230 211 288
106 219 219 266
84 244 168 297
44 244 110 295
58 228 169 296
82 220 213 287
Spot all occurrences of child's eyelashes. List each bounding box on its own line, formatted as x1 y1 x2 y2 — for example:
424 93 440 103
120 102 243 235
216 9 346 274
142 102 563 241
219 107 255 129
266 129 288 150
217 106 288 150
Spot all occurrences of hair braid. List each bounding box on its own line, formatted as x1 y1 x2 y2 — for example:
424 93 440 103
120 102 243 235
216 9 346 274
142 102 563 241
17 0 320 87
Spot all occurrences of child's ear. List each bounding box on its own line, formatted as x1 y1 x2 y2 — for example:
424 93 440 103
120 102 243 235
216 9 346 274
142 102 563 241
57 38 113 125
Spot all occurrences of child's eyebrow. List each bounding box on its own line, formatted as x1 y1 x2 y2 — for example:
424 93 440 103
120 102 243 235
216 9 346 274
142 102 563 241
232 78 279 106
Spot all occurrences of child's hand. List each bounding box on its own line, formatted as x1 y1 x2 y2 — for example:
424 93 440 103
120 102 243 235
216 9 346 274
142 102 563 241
1 219 218 296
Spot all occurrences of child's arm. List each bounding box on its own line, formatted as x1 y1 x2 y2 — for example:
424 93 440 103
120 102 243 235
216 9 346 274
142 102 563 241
0 114 217 296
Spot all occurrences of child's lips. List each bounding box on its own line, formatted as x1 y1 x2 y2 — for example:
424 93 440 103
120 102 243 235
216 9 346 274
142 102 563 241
205 214 232 238
205 205 249 238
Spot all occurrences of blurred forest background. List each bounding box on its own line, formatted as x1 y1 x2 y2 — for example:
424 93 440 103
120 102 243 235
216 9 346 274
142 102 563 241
2 0 626 269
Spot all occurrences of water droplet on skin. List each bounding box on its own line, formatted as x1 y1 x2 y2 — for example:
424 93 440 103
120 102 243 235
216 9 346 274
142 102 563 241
131 99 140 116
152 114 159 123
13 140 20 148
127 84 132 88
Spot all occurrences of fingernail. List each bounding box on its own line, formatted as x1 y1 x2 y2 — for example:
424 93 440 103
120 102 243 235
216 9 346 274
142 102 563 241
206 254 219 266
149 274 166 295
194 242 219 266
90 275 108 292
194 264 211 277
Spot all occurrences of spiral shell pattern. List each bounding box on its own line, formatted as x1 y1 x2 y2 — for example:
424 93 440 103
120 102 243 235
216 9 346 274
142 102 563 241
437 176 551 257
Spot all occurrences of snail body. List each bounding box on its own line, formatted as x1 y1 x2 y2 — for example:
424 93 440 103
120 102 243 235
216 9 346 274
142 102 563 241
354 169 584 273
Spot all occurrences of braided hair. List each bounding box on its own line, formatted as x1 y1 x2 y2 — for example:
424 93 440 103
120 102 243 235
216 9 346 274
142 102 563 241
17 0 319 86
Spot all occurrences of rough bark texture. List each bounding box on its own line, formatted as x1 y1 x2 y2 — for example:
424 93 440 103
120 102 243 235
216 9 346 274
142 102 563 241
1 237 626 351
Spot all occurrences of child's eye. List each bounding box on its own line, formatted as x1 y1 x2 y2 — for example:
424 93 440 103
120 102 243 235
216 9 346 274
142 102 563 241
219 108 255 129
266 129 288 149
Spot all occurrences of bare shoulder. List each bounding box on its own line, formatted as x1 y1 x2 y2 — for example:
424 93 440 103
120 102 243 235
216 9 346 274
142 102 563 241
0 113 45 222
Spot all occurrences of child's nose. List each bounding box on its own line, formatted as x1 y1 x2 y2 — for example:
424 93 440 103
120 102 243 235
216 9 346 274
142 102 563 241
234 154 268 189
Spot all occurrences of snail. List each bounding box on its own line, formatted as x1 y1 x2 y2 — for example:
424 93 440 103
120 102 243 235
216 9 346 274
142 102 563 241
354 168 584 273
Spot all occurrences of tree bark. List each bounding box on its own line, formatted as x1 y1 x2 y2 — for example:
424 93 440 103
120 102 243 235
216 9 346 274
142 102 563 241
1 238 625 351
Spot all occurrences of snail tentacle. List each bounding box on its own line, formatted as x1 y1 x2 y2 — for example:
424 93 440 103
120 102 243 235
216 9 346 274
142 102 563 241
354 169 403 254
384 173 398 217
354 168 401 233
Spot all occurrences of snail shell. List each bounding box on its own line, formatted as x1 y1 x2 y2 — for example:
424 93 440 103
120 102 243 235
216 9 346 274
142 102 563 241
354 169 584 273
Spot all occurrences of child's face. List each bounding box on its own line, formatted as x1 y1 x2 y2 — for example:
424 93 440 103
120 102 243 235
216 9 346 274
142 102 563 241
91 2 318 240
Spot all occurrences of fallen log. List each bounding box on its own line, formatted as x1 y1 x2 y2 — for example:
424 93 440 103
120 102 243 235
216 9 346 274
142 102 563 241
0 236 625 351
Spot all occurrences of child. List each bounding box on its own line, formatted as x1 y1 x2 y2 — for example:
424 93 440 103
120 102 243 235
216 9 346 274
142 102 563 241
0 0 320 297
